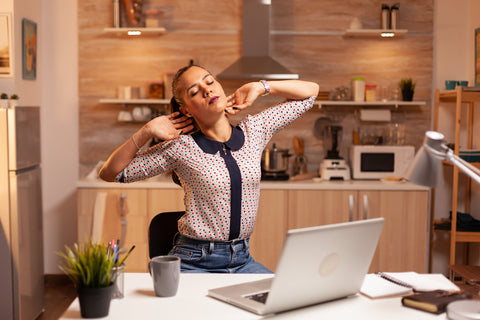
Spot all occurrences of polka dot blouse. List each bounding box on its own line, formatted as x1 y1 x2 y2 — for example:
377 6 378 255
116 96 316 241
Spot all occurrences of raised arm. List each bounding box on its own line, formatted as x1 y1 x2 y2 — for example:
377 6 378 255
98 112 193 182
225 80 319 115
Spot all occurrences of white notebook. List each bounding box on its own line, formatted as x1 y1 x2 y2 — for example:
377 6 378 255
360 272 460 299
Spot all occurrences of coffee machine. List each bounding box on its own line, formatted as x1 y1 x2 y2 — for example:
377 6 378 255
319 125 351 180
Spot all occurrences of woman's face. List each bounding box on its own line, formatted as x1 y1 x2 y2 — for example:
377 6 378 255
177 66 227 123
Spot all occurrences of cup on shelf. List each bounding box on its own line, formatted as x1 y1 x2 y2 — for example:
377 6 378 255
445 80 457 90
456 81 468 87
117 110 133 122
118 86 132 99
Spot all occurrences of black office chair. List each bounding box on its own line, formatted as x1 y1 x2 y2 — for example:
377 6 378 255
148 211 185 259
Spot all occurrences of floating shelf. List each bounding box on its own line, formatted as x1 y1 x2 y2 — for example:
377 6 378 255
103 27 167 36
343 29 408 38
315 100 426 108
99 98 170 105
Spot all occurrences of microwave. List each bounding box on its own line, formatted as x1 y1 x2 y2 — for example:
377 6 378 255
350 145 415 180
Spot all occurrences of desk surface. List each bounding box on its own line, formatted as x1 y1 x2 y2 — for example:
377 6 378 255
61 273 446 320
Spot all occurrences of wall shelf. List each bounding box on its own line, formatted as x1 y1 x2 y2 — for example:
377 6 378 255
343 29 408 38
103 27 167 36
315 100 426 108
100 98 170 105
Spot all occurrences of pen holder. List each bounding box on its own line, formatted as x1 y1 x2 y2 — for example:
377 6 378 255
112 264 125 299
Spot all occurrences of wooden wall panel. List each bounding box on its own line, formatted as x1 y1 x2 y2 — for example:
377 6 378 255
78 0 434 177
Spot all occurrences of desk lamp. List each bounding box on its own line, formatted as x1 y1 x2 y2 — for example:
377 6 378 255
406 131 480 320
406 131 480 187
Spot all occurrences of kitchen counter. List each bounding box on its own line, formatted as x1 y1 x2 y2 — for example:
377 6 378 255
77 176 429 191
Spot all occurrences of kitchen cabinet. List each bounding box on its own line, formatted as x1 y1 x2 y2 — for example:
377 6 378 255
250 190 288 272
77 187 185 272
432 87 480 278
286 189 429 273
77 182 428 273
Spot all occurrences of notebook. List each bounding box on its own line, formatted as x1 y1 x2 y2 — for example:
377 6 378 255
208 218 385 315
360 272 460 299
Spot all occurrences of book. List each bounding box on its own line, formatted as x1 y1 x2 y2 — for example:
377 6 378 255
401 290 472 314
360 272 460 299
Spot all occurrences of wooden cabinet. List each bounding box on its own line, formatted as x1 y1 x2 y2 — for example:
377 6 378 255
250 190 289 272
77 187 184 272
433 88 480 275
358 191 428 273
78 185 428 273
284 189 429 273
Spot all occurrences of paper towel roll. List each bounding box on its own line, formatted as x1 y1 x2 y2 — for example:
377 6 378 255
360 109 391 122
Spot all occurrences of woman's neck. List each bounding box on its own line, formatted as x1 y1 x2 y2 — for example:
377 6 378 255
199 117 232 142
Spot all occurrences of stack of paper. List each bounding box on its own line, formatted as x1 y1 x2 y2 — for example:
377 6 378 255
360 272 460 299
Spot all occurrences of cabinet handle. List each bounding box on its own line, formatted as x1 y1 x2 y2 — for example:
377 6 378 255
119 193 128 251
349 194 354 221
363 194 368 220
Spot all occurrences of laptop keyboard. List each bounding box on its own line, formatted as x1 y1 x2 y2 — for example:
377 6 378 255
245 291 269 304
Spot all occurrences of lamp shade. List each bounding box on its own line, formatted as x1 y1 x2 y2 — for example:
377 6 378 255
405 145 443 188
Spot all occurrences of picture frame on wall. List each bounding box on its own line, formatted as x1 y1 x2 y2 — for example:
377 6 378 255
476 28 480 86
0 13 13 78
22 18 37 80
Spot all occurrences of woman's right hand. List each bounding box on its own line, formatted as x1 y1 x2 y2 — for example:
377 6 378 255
146 112 194 141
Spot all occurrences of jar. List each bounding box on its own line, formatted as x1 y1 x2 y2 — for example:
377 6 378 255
365 84 377 102
352 77 366 102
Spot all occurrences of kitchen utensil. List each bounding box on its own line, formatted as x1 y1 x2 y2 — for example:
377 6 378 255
261 143 291 173
293 136 307 175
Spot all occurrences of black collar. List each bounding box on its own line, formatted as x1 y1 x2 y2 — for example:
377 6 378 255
192 125 244 154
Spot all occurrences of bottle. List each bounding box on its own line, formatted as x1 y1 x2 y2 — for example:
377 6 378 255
381 4 390 30
390 3 400 30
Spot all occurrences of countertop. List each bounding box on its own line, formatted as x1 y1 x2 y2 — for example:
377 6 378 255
77 176 430 191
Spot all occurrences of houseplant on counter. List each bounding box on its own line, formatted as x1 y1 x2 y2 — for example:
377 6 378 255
58 240 134 318
1 93 8 109
399 78 416 101
9 94 19 108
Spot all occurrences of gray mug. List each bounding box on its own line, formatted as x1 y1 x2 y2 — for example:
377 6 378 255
148 256 180 297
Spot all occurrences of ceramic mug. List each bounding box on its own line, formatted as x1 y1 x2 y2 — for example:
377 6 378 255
456 81 468 87
148 256 180 297
117 110 133 122
445 80 456 90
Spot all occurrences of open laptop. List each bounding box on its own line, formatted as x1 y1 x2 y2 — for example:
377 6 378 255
208 217 385 315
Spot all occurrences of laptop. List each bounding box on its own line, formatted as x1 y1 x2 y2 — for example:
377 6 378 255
208 217 385 315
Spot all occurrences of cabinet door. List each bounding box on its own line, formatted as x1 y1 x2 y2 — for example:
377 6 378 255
250 190 288 272
147 188 185 223
287 190 355 229
77 188 148 272
359 190 429 273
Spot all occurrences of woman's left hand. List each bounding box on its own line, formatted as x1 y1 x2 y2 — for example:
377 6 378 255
225 82 264 115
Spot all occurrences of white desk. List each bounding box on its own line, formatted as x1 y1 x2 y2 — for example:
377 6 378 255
60 273 446 319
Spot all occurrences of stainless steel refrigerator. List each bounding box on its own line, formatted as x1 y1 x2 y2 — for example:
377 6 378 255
0 106 44 320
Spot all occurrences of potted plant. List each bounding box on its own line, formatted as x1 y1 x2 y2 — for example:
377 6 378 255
1 93 8 109
58 240 134 318
399 78 416 101
9 94 19 108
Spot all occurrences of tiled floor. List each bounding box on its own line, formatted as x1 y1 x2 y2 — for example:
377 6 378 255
38 275 76 320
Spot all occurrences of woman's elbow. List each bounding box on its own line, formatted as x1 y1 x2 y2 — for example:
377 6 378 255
98 167 116 182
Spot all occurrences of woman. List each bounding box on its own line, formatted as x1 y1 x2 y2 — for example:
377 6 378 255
99 65 319 273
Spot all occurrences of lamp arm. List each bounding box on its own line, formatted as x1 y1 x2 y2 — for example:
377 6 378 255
445 149 480 185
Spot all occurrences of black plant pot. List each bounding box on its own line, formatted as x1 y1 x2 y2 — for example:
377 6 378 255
77 284 114 318
402 89 414 101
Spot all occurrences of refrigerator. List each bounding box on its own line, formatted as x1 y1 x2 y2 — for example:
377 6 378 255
0 106 44 320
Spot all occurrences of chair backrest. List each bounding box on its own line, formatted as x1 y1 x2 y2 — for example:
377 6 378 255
148 211 185 259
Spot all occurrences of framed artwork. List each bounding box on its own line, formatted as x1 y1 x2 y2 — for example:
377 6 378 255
22 18 37 80
0 13 12 78
476 28 480 86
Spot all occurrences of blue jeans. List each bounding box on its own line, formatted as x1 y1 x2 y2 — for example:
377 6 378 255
169 234 273 274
